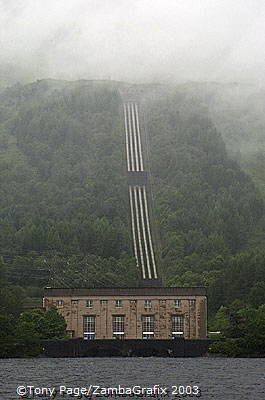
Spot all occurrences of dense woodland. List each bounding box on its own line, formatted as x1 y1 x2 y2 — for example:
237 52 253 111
1 79 265 331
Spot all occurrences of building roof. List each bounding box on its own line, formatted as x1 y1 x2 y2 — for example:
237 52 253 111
44 286 207 297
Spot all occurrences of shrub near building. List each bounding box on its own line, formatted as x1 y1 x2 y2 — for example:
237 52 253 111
0 307 67 358
209 304 265 356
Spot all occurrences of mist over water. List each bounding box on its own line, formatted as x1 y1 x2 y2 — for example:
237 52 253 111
1 0 265 85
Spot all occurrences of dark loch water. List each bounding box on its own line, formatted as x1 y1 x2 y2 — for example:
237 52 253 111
1 357 265 400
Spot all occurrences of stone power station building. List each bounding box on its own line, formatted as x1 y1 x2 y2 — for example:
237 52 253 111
44 287 207 339
43 91 208 340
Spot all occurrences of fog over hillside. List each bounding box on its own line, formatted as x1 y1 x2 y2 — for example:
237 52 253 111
0 0 264 85
0 79 265 313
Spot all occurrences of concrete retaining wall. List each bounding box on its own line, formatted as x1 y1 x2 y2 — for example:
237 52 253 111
43 338 217 358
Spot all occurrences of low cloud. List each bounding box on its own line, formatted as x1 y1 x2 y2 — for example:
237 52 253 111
0 0 264 84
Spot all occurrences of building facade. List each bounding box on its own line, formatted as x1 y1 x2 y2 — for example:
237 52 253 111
44 287 207 340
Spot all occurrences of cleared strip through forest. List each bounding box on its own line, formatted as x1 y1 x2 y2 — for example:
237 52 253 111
123 102 157 280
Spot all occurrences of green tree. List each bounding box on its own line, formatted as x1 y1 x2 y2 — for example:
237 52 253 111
0 286 25 316
18 308 67 340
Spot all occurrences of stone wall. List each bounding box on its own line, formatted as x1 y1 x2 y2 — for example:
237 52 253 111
44 288 207 340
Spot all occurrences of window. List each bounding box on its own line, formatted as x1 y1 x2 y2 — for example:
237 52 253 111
172 315 184 337
142 315 155 339
83 316 95 340
115 300 122 308
86 300 93 308
113 315 125 339
56 300 64 307
100 300 108 305
144 300 152 309
189 299 196 306
174 300 181 308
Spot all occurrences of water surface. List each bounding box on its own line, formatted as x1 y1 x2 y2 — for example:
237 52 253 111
1 357 265 399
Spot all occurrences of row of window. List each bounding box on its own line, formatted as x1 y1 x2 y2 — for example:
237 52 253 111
83 315 184 340
56 299 196 308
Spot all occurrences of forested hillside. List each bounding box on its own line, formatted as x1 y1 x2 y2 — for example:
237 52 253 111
1 79 265 317
174 82 265 198
144 91 265 313
0 80 137 294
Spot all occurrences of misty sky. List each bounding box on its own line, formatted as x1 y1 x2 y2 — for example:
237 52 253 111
0 0 264 84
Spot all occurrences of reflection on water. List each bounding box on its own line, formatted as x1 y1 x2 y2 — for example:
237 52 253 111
1 357 265 399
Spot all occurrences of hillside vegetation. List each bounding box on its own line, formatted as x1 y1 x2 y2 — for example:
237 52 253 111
1 80 265 318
